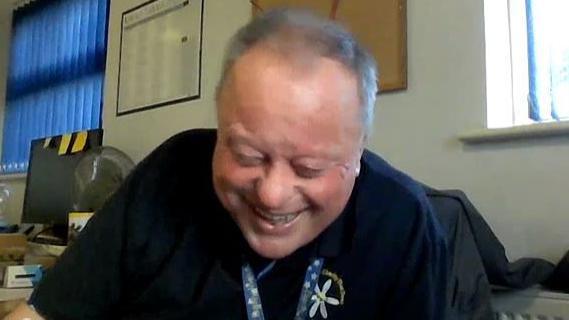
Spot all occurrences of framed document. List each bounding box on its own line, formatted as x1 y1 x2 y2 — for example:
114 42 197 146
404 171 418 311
253 0 407 92
116 0 204 116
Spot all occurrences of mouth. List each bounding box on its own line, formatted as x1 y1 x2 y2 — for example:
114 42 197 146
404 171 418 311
252 207 304 226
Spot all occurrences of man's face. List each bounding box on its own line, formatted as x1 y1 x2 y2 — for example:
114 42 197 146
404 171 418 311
212 45 363 259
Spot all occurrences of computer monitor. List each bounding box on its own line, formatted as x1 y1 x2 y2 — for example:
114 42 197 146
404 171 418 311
21 129 103 241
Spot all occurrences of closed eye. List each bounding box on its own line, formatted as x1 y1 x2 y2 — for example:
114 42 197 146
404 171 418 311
295 166 325 179
234 153 264 166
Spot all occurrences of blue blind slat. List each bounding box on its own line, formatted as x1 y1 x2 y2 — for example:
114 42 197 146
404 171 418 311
38 90 45 141
2 0 108 173
58 84 67 134
53 87 61 135
20 16 27 93
54 1 62 79
92 73 102 128
5 102 14 172
46 88 54 137
20 96 28 170
31 12 39 91
38 10 45 85
13 101 21 172
1 103 12 171
72 82 79 132
45 6 54 84
83 75 92 128
87 0 97 70
79 0 89 74
61 1 69 78
72 0 80 78
75 81 82 132
9 101 17 171
95 0 106 68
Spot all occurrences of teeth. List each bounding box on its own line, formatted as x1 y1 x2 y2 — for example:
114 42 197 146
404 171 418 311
254 208 300 225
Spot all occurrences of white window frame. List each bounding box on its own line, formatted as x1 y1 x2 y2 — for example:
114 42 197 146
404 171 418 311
484 0 532 129
459 0 569 143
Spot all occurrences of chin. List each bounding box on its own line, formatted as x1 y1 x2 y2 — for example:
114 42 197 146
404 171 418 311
246 235 301 260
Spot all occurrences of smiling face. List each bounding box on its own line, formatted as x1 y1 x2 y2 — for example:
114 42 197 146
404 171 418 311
212 45 364 259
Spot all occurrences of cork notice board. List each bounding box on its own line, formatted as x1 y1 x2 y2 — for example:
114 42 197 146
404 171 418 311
253 0 407 91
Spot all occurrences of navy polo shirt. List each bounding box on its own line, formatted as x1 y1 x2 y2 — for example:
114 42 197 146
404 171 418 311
29 129 448 319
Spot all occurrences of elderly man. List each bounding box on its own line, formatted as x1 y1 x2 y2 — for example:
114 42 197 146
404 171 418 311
8 8 447 320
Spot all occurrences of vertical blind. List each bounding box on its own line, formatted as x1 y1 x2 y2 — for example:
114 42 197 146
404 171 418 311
526 0 569 122
1 0 108 173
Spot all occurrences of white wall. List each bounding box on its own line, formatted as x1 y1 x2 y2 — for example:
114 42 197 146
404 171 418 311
1 0 568 263
103 0 251 162
371 0 569 263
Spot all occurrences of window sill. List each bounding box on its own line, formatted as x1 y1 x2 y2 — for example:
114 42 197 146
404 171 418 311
0 173 27 181
458 121 569 144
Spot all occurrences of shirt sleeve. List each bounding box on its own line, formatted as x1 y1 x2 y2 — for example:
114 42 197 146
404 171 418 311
27 130 213 320
28 174 132 320
382 197 450 320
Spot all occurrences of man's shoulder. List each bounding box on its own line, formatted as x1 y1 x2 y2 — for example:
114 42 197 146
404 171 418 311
121 128 220 219
161 128 217 149
148 128 217 162
130 128 217 179
351 153 448 320
359 149 428 208
116 129 223 270
356 150 445 246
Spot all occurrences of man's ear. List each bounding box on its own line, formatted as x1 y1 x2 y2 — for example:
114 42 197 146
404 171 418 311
359 133 367 157
355 135 365 177
353 150 363 176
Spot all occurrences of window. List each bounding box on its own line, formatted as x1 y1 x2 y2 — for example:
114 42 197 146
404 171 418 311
526 0 569 122
1 0 108 174
484 0 569 129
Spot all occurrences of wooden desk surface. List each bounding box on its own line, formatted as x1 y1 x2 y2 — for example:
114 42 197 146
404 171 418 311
0 288 33 302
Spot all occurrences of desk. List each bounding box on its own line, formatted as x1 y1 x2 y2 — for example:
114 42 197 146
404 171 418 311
0 287 33 317
0 236 60 317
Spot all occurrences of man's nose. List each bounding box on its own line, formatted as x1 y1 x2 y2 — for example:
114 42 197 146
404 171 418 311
255 163 295 210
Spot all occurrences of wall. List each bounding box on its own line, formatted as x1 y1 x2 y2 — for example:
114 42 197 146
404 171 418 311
371 0 569 263
103 0 251 163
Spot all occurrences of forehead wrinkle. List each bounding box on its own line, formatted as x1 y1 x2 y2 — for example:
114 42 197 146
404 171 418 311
233 50 356 121
226 122 345 162
223 44 359 108
218 45 362 162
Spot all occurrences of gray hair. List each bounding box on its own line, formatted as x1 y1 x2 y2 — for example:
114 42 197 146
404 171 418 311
216 8 379 137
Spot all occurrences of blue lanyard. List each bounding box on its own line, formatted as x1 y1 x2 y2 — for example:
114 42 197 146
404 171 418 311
242 257 324 320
